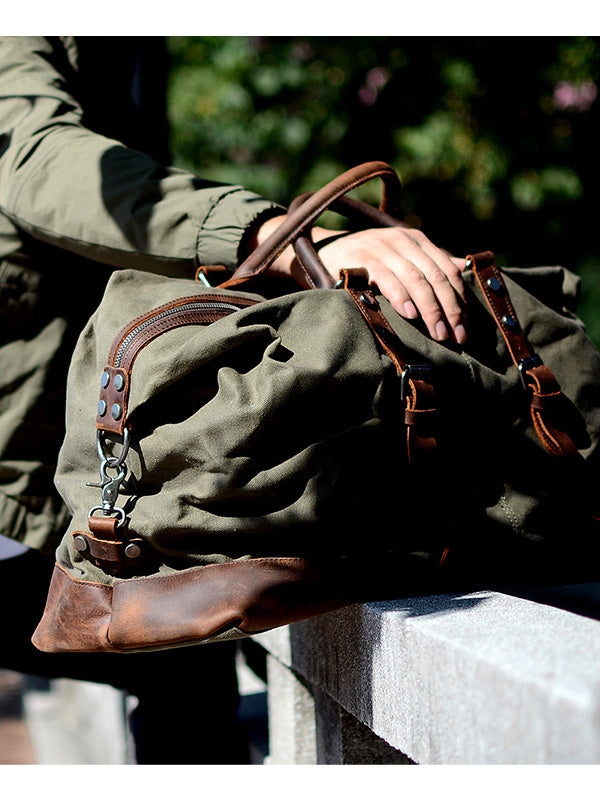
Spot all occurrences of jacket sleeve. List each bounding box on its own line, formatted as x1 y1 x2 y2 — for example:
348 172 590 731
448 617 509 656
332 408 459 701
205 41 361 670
0 37 282 277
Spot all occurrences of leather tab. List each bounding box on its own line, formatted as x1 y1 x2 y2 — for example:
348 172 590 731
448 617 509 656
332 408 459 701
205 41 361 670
96 365 129 435
468 251 531 365
72 529 145 569
404 407 439 428
88 515 120 540
341 268 408 375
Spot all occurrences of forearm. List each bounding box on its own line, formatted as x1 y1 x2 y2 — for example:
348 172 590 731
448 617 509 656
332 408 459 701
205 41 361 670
0 37 281 276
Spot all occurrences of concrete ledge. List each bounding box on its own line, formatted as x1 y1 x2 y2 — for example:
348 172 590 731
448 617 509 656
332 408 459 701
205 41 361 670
253 589 600 764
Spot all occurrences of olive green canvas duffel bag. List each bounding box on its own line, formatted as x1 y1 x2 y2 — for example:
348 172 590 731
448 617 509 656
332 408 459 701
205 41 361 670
33 162 600 654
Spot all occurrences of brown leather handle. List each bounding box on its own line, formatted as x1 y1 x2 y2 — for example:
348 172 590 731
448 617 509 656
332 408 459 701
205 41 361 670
220 161 402 289
289 192 410 289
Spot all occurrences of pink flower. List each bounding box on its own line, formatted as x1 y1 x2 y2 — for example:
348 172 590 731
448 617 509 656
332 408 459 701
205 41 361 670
553 80 598 112
366 67 389 90
358 67 390 106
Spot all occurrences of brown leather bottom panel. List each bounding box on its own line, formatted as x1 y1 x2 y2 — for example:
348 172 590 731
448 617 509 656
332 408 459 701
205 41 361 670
32 557 357 654
31 563 118 653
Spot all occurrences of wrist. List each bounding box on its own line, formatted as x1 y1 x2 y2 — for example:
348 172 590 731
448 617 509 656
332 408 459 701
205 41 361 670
250 215 344 281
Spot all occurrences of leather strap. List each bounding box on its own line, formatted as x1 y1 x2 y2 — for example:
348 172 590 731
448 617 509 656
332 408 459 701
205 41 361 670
72 526 144 569
469 251 578 456
338 270 447 562
221 161 402 288
340 268 438 465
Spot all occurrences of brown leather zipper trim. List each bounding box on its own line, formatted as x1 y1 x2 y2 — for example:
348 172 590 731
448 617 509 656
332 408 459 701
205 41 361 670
97 294 257 435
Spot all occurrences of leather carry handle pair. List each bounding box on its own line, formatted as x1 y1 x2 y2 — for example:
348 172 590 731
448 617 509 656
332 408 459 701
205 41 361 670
221 161 403 289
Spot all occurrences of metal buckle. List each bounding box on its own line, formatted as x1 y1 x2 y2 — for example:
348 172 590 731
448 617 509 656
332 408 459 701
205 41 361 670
518 354 543 390
400 365 432 401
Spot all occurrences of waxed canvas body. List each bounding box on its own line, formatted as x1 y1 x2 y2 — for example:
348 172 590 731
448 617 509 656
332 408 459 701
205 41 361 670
50 262 600 595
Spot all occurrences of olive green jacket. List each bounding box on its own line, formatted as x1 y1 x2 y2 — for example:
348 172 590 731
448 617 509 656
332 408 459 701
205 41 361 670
0 36 281 554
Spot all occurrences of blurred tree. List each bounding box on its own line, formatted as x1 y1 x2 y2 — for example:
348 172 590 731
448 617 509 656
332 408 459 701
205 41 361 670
166 36 600 344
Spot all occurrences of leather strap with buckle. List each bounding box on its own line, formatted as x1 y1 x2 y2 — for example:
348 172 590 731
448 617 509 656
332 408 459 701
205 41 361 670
469 251 578 456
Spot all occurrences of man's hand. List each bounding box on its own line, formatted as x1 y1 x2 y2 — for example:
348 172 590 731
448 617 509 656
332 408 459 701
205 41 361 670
253 215 468 345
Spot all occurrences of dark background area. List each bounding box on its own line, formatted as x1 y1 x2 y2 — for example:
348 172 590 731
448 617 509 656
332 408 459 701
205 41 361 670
166 36 600 345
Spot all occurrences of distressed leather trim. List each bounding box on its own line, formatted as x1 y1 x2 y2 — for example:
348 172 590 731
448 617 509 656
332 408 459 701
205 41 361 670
31 563 118 653
32 557 357 654
97 294 258 434
109 557 354 650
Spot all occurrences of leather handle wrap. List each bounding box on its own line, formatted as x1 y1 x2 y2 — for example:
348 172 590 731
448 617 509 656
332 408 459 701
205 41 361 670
221 161 402 289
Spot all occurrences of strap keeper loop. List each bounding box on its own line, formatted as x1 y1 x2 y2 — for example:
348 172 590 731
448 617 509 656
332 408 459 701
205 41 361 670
518 354 543 390
400 365 432 401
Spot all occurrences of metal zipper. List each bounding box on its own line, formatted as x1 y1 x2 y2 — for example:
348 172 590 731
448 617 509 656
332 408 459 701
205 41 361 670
113 299 249 368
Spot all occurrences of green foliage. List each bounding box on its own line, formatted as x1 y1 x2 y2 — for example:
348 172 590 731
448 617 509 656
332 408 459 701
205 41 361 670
167 36 600 345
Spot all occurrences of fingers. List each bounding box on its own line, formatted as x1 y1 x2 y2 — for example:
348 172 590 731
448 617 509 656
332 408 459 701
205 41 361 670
368 254 466 345
317 227 468 344
450 255 468 272
397 234 467 343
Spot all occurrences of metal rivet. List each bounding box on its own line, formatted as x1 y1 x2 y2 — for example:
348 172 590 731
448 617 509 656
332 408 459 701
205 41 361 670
502 314 517 329
111 403 122 420
113 373 125 392
124 542 141 559
73 534 88 553
101 371 110 389
359 293 378 308
486 277 502 292
465 258 473 269
97 400 107 417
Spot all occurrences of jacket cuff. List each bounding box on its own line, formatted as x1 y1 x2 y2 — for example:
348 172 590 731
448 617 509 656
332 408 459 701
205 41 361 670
195 187 284 270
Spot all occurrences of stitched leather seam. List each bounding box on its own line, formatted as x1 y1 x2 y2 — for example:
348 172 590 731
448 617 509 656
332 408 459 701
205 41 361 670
108 294 256 364
54 561 114 590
